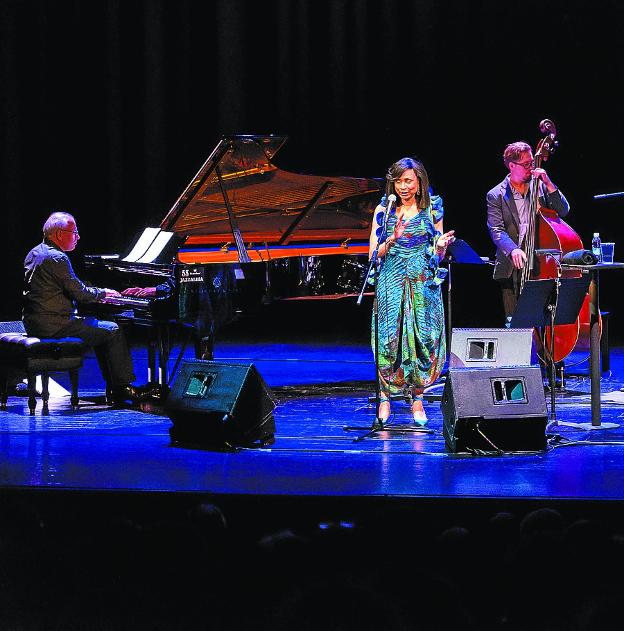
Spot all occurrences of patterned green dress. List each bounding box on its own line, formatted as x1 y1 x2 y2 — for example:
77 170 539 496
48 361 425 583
372 196 447 398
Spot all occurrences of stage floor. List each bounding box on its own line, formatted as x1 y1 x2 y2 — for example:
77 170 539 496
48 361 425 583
2 339 624 506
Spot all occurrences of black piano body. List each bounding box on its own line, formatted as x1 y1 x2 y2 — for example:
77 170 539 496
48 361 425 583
83 134 383 386
82 256 244 386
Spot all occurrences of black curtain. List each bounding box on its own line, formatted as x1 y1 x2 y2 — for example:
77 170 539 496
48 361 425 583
2 0 624 331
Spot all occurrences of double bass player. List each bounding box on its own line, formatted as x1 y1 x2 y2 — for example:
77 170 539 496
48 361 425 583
486 140 571 320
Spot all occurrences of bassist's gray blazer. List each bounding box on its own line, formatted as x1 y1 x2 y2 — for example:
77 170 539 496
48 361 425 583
486 176 570 280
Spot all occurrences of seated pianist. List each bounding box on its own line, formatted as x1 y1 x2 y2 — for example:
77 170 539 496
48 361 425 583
22 211 159 406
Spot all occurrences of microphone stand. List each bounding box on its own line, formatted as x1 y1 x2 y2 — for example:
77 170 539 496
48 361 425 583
344 197 433 440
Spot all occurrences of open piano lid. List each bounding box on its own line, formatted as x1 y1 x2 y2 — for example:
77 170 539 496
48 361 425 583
159 135 382 263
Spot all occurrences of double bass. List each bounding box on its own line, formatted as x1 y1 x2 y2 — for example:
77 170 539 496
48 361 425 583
520 119 596 363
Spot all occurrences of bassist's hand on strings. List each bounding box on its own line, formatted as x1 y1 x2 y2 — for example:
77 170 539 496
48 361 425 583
511 248 527 269
531 167 557 193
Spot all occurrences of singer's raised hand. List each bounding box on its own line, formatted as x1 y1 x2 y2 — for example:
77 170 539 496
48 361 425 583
435 230 456 257
392 214 408 241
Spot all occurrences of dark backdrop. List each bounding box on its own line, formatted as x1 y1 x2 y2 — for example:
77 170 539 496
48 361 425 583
2 0 624 340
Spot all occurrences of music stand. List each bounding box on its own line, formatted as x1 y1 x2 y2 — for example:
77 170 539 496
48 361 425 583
423 239 490 403
510 277 589 426
445 239 489 349
447 238 486 265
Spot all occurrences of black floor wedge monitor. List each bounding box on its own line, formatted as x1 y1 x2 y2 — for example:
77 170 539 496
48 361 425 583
442 366 547 453
166 360 276 448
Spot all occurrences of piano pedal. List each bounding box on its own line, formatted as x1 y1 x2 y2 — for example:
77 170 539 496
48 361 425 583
143 383 165 401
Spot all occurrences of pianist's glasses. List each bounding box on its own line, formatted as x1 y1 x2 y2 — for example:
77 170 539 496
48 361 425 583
60 229 79 235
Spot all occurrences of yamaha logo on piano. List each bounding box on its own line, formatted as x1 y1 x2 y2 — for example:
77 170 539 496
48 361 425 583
179 266 206 284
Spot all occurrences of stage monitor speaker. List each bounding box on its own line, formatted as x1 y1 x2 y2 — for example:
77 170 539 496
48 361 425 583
449 328 534 368
165 360 276 448
442 366 547 453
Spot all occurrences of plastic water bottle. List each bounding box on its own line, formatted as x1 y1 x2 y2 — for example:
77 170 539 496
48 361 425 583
592 232 602 262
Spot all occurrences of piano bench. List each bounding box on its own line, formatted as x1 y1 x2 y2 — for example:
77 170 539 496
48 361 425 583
0 321 87 415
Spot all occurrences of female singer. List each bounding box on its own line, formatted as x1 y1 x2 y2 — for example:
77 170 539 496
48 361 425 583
369 157 455 424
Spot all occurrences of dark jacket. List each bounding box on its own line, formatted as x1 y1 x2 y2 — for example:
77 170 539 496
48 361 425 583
22 240 104 336
486 176 570 280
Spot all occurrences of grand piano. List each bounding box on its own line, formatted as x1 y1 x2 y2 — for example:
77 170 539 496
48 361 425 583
83 134 383 386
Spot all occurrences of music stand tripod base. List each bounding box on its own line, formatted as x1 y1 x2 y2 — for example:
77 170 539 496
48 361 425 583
344 424 435 442
556 421 620 431
344 415 434 436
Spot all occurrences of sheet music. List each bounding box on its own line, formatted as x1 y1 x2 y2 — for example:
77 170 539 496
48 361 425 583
137 231 174 264
123 228 161 263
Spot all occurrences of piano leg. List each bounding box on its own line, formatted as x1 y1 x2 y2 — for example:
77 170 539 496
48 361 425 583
147 334 157 385
195 333 214 361
146 324 213 395
157 323 170 388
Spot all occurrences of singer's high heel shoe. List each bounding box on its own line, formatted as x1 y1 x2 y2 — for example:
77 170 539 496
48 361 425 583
411 398 428 427
378 397 391 423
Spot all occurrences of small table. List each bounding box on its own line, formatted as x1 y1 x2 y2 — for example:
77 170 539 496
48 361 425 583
561 262 624 429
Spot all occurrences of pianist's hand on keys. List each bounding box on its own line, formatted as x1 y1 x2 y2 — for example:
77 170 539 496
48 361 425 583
122 287 158 298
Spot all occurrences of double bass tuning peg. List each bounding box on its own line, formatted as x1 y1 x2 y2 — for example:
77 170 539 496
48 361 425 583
544 138 559 157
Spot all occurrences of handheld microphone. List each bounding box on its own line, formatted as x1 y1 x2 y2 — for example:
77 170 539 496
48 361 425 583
383 194 397 230
378 194 397 246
